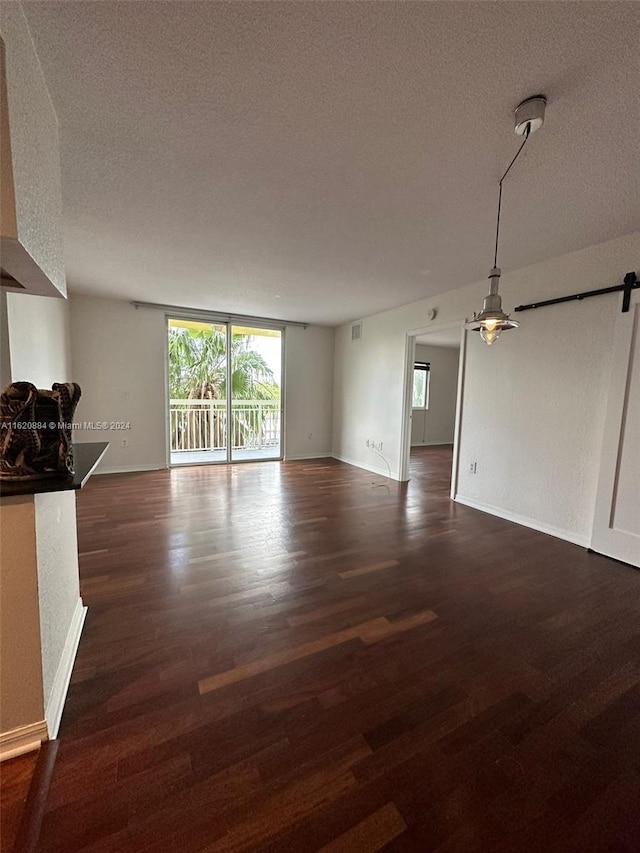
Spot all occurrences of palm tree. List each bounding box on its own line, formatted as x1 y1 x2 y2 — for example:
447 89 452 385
168 326 279 451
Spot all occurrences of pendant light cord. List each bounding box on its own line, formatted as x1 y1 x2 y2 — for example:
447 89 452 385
493 123 531 268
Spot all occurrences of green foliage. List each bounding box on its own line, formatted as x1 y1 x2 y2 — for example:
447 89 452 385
168 327 279 400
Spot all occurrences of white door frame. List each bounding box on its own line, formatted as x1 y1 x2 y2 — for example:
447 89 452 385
399 319 467 498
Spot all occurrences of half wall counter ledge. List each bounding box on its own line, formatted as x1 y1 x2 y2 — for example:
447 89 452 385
0 441 109 497
0 442 109 761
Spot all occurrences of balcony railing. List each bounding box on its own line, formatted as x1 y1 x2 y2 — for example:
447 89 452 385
170 399 281 453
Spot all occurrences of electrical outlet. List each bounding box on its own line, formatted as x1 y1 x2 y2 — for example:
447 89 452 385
469 461 477 474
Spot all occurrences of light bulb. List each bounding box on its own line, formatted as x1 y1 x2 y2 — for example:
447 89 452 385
480 325 501 345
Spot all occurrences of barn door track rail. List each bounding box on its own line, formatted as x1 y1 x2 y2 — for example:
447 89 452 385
514 270 638 315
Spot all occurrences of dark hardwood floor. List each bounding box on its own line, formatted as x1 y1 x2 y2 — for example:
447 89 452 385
1 749 39 851
6 447 640 851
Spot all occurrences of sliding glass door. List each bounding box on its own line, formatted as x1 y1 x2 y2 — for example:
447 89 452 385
167 317 282 465
230 325 282 462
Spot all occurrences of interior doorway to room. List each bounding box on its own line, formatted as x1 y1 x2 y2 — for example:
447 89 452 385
167 318 283 466
400 322 465 494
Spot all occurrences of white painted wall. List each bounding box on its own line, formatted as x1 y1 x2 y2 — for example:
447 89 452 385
34 490 81 734
411 344 459 446
332 232 640 546
0 291 11 389
69 294 335 472
332 314 408 477
69 296 167 473
1 292 83 740
6 291 71 385
0 487 84 744
0 3 66 296
0 8 80 751
1 290 82 743
284 325 333 460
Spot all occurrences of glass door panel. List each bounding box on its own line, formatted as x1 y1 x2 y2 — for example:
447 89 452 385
168 318 228 465
230 325 282 462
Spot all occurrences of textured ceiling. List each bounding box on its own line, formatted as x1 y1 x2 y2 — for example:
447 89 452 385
416 330 460 349
20 1 640 326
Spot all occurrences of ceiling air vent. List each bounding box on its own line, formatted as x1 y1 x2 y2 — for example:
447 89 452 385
351 321 362 342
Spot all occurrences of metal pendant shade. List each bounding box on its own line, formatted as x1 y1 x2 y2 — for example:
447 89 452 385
467 96 546 345
464 267 519 345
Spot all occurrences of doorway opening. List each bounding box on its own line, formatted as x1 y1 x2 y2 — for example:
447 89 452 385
167 318 283 466
400 321 466 497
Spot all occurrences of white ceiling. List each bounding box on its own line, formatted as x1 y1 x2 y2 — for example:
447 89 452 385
21 1 640 326
416 329 460 349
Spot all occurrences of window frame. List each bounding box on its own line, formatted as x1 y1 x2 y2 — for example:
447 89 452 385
412 361 431 410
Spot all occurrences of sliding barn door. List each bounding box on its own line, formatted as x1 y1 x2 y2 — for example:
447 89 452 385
590 291 640 568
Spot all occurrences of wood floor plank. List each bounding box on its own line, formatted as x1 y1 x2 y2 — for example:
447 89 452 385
360 609 438 643
199 611 438 694
12 742 59 853
286 596 369 627
8 447 639 852
339 559 399 579
200 737 371 852
0 749 41 852
198 618 387 693
318 802 407 851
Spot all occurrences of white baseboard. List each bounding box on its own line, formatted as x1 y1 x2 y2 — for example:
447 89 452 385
331 453 399 481
97 463 168 475
454 494 589 548
284 452 332 461
44 598 87 740
0 720 48 762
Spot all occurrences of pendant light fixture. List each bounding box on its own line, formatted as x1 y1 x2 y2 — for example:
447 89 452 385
465 95 547 345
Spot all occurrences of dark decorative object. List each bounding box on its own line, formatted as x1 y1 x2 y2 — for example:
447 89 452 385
0 382 82 480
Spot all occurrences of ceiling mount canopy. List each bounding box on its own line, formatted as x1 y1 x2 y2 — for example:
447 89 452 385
465 95 547 345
